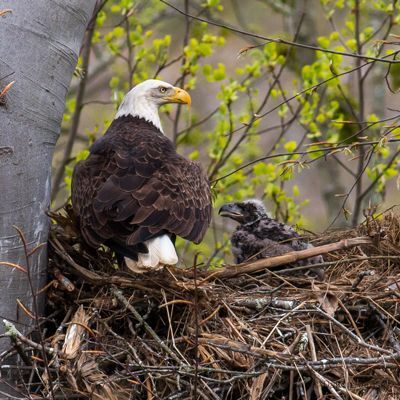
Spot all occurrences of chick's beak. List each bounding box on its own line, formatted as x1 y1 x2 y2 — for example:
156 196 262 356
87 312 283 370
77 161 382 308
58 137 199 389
164 87 191 105
218 203 244 222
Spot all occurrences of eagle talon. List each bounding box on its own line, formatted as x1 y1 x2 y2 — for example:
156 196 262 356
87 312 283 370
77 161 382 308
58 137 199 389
124 258 165 274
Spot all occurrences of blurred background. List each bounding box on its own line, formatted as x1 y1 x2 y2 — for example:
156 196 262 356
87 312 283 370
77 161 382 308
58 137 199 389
51 0 400 265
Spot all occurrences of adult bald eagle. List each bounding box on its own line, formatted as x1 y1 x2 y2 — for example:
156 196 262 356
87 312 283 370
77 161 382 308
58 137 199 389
72 79 212 272
219 199 324 279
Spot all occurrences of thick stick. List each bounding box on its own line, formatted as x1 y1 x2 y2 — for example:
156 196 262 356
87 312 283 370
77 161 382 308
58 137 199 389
3 320 55 355
208 237 372 279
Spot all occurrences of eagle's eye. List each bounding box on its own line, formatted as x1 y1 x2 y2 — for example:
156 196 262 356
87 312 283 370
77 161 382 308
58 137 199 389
159 87 167 94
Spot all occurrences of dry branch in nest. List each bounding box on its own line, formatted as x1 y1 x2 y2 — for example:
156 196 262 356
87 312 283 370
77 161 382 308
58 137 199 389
2 207 400 399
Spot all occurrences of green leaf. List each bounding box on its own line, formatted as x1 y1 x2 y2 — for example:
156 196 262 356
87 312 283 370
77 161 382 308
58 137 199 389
284 141 297 152
113 26 125 38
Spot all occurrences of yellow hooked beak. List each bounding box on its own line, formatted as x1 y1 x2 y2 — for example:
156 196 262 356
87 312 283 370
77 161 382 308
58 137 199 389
164 87 191 106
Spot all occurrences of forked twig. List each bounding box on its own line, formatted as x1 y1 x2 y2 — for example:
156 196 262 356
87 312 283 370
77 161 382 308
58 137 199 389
111 286 186 366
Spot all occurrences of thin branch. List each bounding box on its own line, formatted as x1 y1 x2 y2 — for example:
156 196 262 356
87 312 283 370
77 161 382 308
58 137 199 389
207 12 305 180
209 52 395 150
111 286 187 366
3 320 55 355
357 148 400 204
13 226 55 398
352 0 366 227
305 325 323 399
172 0 191 147
161 0 400 64
306 365 345 400
212 138 400 184
327 145 375 229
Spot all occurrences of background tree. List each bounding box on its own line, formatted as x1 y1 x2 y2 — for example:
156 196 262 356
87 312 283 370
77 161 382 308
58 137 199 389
0 0 97 392
51 0 400 268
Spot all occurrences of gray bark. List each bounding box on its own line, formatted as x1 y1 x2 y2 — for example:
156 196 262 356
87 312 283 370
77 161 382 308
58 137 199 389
0 0 96 390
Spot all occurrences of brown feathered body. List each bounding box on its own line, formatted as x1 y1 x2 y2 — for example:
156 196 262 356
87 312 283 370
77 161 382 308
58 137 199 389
72 115 212 262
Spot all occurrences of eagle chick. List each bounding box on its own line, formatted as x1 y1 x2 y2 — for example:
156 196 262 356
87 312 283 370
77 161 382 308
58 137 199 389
219 199 324 279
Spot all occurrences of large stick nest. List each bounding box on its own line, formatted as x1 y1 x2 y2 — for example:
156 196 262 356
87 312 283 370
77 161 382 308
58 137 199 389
6 208 400 399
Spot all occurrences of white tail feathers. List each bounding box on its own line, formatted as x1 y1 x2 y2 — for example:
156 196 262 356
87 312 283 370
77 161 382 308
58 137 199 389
125 235 178 273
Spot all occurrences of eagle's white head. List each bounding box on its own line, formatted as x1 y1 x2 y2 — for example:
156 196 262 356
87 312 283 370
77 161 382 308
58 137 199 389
115 79 191 133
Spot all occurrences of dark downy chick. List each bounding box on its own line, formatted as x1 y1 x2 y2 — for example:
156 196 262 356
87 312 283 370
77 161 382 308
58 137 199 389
219 199 324 279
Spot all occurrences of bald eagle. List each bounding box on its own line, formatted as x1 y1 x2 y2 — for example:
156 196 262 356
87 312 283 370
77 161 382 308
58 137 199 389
219 199 324 279
71 79 212 272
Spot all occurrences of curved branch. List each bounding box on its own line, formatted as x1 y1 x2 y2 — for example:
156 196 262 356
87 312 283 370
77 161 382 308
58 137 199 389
161 0 400 65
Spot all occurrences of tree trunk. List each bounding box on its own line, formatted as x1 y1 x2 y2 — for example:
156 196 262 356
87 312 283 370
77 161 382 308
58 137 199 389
0 0 96 386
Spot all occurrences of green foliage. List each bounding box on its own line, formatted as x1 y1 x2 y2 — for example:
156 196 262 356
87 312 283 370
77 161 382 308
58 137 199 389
58 0 400 266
